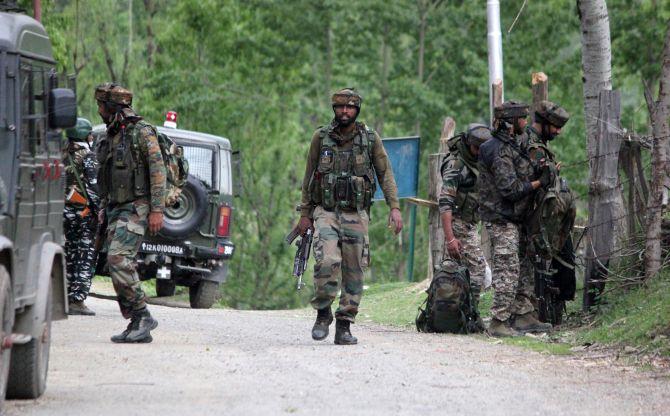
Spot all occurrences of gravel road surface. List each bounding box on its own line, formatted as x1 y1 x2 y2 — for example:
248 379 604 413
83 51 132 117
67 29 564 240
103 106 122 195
5 296 669 416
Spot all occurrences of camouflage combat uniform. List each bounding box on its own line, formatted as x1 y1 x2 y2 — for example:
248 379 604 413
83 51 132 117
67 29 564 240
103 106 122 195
63 140 100 303
97 108 166 318
438 137 486 304
478 128 536 322
301 120 399 323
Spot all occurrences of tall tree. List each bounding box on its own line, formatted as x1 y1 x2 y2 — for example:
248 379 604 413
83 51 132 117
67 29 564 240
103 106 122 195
643 19 670 280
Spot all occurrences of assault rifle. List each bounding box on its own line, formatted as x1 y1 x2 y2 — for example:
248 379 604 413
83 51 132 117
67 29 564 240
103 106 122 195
285 227 313 290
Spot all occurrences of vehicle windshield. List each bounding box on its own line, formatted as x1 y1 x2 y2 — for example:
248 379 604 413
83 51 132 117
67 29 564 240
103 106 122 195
182 145 214 188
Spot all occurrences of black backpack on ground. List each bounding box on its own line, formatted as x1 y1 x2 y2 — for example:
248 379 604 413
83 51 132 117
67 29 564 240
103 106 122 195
416 260 481 334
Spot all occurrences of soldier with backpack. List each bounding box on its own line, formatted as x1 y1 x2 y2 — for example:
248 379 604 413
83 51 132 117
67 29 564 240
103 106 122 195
521 101 576 324
294 88 402 345
438 124 492 319
95 83 165 343
63 117 100 316
478 101 553 337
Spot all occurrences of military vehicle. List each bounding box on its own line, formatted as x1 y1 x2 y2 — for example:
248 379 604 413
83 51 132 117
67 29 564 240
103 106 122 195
0 4 77 403
94 112 236 309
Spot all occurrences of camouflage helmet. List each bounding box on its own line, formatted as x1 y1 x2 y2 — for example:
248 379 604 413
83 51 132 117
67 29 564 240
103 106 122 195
464 123 493 147
535 100 570 128
494 100 529 121
331 87 362 108
94 82 133 106
65 117 93 140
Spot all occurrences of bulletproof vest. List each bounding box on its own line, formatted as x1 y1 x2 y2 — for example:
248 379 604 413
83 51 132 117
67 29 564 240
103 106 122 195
441 139 480 223
97 121 150 205
309 124 377 211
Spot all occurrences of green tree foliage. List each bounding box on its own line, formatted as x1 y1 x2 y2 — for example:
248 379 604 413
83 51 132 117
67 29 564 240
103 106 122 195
32 0 666 309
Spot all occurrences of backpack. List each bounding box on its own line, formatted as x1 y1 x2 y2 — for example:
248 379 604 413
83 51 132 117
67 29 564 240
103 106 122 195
134 125 189 207
526 175 576 263
416 260 481 334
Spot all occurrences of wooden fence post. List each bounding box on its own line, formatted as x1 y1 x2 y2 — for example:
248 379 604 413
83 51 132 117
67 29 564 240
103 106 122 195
426 117 456 281
531 72 548 123
583 90 624 309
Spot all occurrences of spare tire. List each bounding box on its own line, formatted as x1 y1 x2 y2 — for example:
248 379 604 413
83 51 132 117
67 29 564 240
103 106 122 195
159 175 209 239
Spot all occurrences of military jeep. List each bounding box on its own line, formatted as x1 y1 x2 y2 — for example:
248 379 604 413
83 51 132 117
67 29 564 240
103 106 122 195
93 118 236 309
0 6 76 403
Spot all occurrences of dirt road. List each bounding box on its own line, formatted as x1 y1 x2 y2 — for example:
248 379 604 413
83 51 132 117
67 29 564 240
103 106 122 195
5 296 669 416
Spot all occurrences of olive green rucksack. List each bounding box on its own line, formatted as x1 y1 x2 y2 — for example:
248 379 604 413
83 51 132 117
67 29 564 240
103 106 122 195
416 261 480 334
526 175 576 263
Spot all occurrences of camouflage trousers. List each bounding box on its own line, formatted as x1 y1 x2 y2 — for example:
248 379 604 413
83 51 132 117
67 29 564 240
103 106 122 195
442 217 485 305
64 204 98 302
518 228 537 312
104 199 149 318
310 206 369 323
485 222 534 321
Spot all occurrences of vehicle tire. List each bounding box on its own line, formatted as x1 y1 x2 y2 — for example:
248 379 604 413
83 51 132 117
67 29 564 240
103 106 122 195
189 280 220 309
159 175 208 239
7 280 52 399
156 279 176 297
0 266 15 405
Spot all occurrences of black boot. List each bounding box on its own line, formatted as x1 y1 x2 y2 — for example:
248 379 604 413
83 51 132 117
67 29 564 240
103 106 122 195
334 319 357 345
311 307 333 341
111 308 157 343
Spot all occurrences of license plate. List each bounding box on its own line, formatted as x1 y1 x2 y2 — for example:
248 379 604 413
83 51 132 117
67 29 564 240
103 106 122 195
139 242 186 256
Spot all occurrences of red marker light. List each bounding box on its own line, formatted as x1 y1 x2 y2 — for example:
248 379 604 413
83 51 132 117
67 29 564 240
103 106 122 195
164 111 178 128
217 205 231 237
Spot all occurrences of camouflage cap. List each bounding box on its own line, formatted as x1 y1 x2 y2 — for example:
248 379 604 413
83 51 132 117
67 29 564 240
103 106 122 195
494 100 529 120
331 87 362 108
94 82 133 106
65 117 93 140
535 100 569 128
464 123 493 147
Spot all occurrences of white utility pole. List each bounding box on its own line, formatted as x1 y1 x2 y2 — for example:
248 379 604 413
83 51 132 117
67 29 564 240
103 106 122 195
487 0 504 125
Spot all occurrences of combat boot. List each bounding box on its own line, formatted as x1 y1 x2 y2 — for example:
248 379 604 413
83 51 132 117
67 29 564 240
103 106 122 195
334 319 358 345
311 307 333 341
512 312 553 334
68 300 96 316
111 308 157 343
487 318 522 337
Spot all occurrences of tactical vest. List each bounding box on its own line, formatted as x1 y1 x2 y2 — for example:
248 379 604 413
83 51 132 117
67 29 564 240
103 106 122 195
97 121 151 205
441 139 480 223
309 124 377 211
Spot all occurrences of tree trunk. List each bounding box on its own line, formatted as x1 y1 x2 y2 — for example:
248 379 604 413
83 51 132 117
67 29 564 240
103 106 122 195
144 0 156 68
644 19 670 280
377 24 391 135
416 1 427 136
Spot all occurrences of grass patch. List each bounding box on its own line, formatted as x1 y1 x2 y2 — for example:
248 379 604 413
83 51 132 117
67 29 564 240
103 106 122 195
577 270 670 356
357 281 426 327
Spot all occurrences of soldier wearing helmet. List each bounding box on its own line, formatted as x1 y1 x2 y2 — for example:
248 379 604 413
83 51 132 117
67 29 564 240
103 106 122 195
478 100 553 337
437 123 492 327
63 117 99 315
95 82 166 343
293 87 402 345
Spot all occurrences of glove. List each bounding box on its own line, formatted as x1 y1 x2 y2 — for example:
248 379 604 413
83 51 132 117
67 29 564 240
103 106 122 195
539 164 555 188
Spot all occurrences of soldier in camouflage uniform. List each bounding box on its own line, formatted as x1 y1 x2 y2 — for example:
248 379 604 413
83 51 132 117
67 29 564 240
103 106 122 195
295 88 402 345
63 118 100 316
95 83 166 343
438 123 492 317
478 101 553 337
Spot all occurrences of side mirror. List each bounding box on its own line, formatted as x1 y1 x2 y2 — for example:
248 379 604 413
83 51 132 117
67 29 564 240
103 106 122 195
232 150 243 198
48 88 77 129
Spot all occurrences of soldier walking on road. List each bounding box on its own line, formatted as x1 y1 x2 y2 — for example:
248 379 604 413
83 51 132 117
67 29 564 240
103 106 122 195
95 83 165 343
478 101 552 337
438 123 492 320
64 118 100 316
295 88 402 345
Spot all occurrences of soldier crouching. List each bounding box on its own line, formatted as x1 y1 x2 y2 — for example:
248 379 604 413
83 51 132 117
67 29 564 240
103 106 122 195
95 82 165 343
